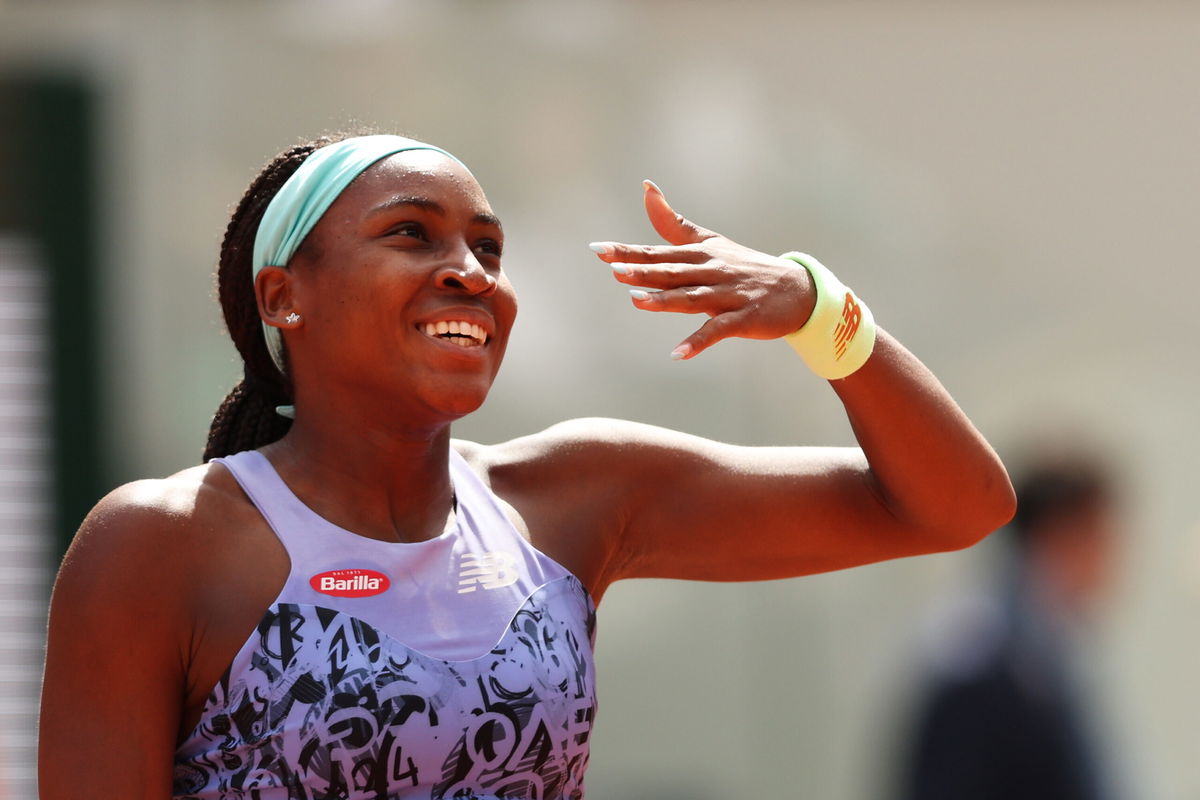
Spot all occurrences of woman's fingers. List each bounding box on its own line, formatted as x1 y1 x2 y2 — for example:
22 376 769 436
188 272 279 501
590 242 708 266
670 313 745 360
627 283 737 316
626 290 744 360
623 261 815 355
608 260 728 291
588 180 719 264
591 180 816 358
629 287 799 360
643 180 717 245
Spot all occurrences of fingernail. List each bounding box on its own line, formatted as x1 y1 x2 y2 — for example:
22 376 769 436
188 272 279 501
629 289 650 301
611 263 630 275
589 242 610 254
670 344 691 360
643 179 662 194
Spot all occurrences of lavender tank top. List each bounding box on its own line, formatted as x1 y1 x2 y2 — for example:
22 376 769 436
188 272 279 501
172 449 598 800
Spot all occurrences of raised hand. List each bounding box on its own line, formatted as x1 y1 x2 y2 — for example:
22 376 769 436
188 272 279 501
590 181 817 360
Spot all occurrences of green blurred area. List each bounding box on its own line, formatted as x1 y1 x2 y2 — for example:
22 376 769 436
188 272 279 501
0 75 104 562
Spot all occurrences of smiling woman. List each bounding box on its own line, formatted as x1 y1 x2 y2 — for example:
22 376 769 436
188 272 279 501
38 133 1016 800
202 135 514 451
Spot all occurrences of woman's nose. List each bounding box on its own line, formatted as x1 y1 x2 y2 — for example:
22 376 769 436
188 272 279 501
433 250 498 296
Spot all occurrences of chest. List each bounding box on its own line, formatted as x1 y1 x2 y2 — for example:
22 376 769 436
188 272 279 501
179 447 606 748
176 573 598 798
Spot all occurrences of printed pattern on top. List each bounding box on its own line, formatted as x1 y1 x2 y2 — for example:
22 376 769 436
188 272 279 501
173 576 596 800
172 449 598 800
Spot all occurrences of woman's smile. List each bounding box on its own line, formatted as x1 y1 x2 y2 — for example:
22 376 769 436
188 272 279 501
420 320 488 347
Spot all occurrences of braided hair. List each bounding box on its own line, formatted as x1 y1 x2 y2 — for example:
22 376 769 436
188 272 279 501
203 136 344 461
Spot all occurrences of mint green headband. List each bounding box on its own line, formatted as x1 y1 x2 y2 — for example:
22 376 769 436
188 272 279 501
252 134 467 373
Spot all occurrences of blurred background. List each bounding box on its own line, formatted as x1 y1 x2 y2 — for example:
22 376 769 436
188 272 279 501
2 1 1197 797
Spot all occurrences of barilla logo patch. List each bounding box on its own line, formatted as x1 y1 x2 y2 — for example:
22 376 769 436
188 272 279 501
310 568 391 598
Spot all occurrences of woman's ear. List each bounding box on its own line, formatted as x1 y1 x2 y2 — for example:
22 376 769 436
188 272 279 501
255 266 300 329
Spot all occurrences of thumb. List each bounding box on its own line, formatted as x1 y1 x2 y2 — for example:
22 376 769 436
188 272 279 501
643 180 717 245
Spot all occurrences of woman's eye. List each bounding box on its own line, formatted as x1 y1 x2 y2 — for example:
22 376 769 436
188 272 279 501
389 223 426 240
474 239 503 258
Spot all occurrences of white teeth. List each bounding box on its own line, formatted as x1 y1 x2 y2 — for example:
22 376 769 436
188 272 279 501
421 320 488 346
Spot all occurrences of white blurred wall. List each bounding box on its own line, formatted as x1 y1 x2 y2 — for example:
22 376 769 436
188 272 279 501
3 1 1198 797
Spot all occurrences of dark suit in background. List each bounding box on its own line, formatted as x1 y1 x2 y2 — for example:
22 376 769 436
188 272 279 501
894 454 1120 800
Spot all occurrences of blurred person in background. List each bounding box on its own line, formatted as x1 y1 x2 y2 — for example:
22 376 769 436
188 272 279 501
38 133 1015 799
893 451 1121 800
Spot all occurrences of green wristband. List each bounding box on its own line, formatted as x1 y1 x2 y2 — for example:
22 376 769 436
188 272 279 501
781 252 876 380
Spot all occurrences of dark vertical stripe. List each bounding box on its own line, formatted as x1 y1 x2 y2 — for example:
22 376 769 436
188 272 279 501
0 73 106 562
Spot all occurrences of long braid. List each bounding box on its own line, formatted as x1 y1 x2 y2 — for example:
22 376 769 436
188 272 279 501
203 137 341 461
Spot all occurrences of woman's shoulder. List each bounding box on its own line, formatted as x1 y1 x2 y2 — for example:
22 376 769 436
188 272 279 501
63 460 260 590
81 460 250 535
454 417 716 484
457 417 675 459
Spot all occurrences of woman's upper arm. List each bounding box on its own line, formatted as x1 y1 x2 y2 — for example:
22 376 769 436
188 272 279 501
493 420 865 588
497 414 1003 592
559 419 903 582
39 481 197 800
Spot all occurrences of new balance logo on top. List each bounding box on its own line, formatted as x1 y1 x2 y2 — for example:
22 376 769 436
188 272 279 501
833 292 863 359
457 551 520 594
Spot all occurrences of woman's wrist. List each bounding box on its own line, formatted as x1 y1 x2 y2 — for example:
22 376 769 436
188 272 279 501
780 252 876 380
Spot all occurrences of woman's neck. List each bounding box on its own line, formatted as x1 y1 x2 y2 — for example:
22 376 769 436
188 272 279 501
259 416 458 544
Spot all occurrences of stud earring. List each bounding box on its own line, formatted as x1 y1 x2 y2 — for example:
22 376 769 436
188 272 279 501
285 312 301 325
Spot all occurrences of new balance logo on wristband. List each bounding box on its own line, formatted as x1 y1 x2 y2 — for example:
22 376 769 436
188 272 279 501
310 568 391 598
457 551 520 593
780 251 876 380
833 292 863 359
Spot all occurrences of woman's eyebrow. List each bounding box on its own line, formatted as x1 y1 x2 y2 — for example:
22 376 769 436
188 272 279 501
368 196 503 231
475 211 503 232
369 195 446 217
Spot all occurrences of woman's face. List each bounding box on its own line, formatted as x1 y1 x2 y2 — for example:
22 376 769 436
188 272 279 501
282 150 518 426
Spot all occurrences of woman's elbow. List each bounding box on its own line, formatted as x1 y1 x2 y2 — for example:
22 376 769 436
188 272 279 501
930 468 1018 552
